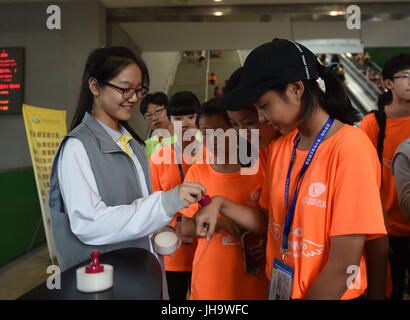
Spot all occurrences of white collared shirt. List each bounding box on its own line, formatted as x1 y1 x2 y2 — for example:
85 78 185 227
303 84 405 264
57 121 178 247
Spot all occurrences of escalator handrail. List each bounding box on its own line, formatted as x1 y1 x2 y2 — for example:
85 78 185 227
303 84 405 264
345 85 371 117
339 54 382 100
371 61 382 73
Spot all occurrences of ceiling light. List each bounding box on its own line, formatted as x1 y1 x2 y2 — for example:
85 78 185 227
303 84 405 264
329 11 344 16
214 0 223 2
214 11 223 16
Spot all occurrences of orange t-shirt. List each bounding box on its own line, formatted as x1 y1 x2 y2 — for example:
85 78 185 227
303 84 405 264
259 125 387 300
259 140 276 178
149 144 197 272
360 113 410 237
208 75 217 83
181 162 269 300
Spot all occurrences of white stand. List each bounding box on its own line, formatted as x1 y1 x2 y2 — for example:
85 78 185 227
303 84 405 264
76 264 114 293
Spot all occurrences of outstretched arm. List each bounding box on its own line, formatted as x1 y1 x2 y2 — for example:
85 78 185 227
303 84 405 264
193 196 268 241
59 138 206 245
181 215 242 239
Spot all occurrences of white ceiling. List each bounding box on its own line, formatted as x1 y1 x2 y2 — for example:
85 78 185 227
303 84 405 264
101 0 410 8
0 0 408 6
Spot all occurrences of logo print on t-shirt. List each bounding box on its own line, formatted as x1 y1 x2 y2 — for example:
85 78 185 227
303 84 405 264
268 220 325 258
287 228 325 258
269 220 282 240
383 158 392 168
246 190 261 207
222 234 240 246
303 182 327 208
250 190 261 201
288 238 325 258
269 222 325 258
308 183 326 198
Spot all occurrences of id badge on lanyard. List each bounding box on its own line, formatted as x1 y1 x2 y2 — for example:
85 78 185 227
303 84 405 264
268 117 334 300
268 257 295 300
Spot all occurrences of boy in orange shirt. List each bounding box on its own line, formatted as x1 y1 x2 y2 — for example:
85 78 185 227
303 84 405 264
193 38 387 300
149 91 201 300
180 100 269 300
360 54 410 300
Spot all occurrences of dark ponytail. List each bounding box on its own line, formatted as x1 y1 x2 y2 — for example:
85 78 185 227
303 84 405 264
316 62 361 125
71 47 149 145
371 88 392 164
377 91 392 112
271 63 360 125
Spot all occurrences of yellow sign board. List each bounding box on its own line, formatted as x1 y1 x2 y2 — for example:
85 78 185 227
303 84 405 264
22 104 67 262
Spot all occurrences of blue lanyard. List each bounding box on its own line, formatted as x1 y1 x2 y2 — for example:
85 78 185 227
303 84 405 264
174 143 184 182
281 117 334 259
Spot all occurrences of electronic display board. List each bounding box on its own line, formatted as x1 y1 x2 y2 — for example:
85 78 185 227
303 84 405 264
0 47 25 115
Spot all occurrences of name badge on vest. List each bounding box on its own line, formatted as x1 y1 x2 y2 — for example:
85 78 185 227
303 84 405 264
268 258 294 300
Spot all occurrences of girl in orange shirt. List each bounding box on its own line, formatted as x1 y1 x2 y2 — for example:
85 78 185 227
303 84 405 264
150 91 201 300
193 38 387 300
360 54 410 300
223 67 281 176
180 99 269 300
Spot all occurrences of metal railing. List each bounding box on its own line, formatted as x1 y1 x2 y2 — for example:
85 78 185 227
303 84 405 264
339 53 382 102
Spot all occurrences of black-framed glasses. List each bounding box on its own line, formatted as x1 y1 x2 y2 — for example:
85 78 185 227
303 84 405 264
103 82 149 99
144 107 166 120
393 73 410 80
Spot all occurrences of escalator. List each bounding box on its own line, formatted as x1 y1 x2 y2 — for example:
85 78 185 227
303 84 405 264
338 53 383 120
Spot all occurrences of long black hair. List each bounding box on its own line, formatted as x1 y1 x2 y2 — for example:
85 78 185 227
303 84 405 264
372 92 389 164
71 46 149 144
270 62 361 126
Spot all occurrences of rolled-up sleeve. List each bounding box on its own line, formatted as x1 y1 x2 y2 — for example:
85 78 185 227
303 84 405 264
58 138 185 246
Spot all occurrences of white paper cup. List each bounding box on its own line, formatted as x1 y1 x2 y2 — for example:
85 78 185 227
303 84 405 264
154 231 178 256
76 264 113 293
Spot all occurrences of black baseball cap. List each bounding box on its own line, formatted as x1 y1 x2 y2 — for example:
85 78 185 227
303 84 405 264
220 38 320 111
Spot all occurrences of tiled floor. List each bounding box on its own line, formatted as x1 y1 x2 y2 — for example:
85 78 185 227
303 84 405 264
0 245 51 300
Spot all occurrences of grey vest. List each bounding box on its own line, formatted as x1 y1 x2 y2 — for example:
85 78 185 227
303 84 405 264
49 113 157 272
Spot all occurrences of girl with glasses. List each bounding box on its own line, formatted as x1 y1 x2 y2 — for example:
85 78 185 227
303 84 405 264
48 47 205 299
